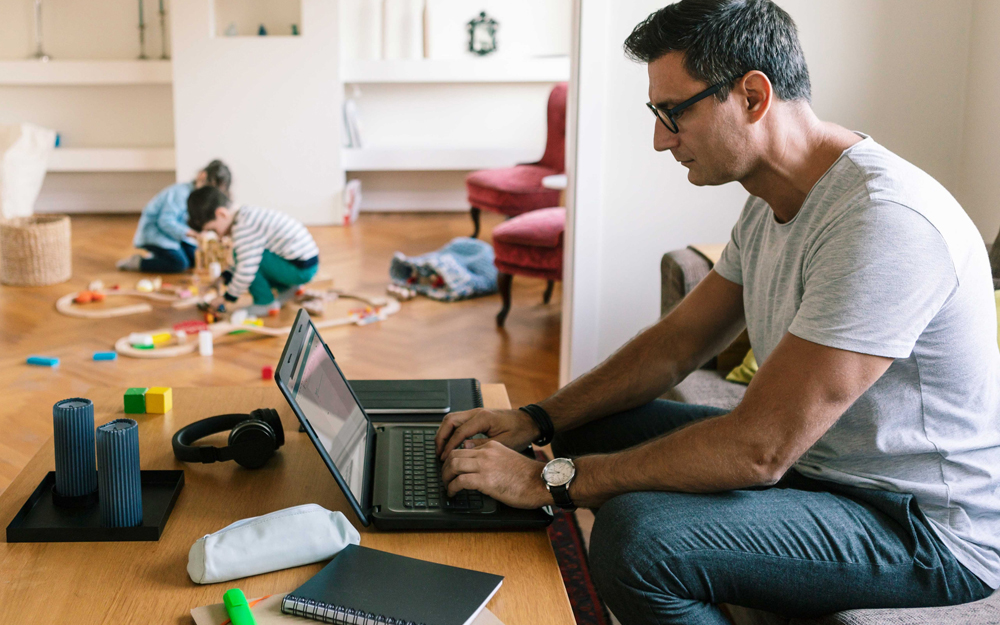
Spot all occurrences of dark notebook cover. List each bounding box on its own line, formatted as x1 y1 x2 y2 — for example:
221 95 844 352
349 378 484 418
281 544 503 625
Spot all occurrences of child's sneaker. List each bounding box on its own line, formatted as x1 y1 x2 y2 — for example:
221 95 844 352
275 285 301 305
116 255 143 271
245 301 281 317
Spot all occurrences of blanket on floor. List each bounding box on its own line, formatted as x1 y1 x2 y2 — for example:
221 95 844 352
389 237 498 301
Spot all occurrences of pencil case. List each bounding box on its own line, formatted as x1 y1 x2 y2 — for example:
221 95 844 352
187 503 361 584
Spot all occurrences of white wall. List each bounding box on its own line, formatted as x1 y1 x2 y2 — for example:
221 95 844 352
172 0 344 225
565 0 981 382
956 0 1000 242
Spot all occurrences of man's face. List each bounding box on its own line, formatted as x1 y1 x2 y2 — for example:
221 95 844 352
194 170 208 189
648 52 753 186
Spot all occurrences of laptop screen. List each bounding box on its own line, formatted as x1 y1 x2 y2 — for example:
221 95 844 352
287 324 368 505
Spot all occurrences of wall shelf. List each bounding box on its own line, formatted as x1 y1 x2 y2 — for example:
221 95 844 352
0 60 172 86
48 148 176 172
343 147 541 172
342 57 570 84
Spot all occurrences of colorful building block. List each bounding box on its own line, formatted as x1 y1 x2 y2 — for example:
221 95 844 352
27 356 59 367
262 365 274 380
145 387 172 414
124 388 147 414
93 351 117 361
151 332 172 345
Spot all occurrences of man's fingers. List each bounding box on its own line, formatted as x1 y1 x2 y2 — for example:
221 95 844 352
446 472 480 497
441 419 489 460
435 411 473 454
441 455 479 484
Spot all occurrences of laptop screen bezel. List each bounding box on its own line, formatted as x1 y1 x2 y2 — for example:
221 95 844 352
275 309 375 527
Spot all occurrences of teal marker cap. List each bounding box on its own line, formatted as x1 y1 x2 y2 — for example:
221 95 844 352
223 588 258 625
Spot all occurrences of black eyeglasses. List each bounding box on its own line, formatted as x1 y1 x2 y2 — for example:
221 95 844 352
646 78 735 134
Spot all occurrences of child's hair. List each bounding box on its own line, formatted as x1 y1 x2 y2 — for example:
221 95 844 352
203 160 232 192
187 186 230 231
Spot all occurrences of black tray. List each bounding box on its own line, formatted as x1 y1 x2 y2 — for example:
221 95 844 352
6 470 184 543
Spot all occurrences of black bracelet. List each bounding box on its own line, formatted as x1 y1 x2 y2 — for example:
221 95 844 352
519 404 554 447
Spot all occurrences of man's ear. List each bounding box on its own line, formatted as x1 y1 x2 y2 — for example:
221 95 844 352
739 70 773 124
214 206 230 221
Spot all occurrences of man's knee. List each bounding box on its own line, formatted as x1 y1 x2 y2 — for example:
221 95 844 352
589 493 672 613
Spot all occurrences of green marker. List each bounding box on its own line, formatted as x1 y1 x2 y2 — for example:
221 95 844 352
223 588 258 625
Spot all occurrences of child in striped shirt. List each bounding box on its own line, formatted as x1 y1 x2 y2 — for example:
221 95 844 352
186 186 319 316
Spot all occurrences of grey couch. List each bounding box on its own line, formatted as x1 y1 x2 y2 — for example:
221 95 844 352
657 233 1000 625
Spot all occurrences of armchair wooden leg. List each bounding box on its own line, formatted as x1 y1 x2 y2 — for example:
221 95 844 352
543 280 555 304
496 272 513 327
470 207 481 239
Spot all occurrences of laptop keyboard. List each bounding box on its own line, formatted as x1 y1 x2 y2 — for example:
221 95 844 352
402 428 485 511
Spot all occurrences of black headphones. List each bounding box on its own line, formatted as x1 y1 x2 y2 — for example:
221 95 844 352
172 408 285 470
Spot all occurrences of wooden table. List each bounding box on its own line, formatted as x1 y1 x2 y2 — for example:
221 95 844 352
0 386 575 625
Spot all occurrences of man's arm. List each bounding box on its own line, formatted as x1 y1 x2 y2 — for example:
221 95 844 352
435 270 746 458
440 333 893 507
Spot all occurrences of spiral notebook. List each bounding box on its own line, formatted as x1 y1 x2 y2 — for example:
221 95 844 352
280 545 503 625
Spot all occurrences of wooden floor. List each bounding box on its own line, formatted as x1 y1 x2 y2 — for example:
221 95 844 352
0 211 561 493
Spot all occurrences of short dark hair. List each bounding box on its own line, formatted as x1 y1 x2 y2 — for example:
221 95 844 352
187 186 230 232
203 159 232 192
624 0 811 103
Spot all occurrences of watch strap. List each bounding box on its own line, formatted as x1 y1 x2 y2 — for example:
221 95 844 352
549 482 575 510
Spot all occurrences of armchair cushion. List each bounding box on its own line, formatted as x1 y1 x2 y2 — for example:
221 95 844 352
466 165 562 217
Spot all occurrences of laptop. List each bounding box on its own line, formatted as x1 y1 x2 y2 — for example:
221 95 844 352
275 309 553 530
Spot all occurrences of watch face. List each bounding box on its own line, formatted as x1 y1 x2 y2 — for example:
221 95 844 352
544 458 575 487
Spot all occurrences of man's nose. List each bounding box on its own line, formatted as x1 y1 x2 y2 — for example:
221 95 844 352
653 121 680 152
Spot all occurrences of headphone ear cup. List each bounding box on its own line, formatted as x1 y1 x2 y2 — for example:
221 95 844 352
228 419 277 469
251 407 284 448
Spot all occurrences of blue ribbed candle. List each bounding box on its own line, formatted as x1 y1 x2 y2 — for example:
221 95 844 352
52 398 98 499
96 419 143 528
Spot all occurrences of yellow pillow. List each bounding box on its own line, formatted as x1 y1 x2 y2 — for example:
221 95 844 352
726 348 758 385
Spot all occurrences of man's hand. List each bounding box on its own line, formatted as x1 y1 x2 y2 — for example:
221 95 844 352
441 441 552 509
435 408 540 460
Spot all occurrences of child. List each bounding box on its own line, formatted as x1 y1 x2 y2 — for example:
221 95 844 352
186 186 320 316
116 160 232 273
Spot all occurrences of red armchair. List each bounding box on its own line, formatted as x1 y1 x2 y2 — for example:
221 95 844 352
466 82 568 238
492 207 565 327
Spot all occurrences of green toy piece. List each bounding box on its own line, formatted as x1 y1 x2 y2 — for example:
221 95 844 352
124 388 147 414
223 588 258 625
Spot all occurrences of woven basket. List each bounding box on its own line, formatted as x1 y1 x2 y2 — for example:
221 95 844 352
0 215 72 286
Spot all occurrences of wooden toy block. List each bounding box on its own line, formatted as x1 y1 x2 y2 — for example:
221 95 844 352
124 388 147 414
151 332 172 345
93 351 117 361
145 387 172 414
74 291 93 304
262 365 274 380
27 356 59 367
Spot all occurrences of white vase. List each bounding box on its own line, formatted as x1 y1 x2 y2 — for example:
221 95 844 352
382 0 425 60
341 0 383 60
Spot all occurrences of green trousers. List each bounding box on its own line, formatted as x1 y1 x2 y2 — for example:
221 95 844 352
246 250 318 305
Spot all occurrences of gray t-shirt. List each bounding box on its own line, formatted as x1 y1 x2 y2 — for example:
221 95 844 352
714 136 1000 587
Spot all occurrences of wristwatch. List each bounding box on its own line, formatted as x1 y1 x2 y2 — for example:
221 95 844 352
541 457 577 510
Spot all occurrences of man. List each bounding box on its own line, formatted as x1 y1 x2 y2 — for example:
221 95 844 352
435 0 1000 623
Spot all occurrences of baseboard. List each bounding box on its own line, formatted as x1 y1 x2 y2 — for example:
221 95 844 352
359 189 469 212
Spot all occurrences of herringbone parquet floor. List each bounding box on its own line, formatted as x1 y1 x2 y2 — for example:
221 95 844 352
0 211 561 493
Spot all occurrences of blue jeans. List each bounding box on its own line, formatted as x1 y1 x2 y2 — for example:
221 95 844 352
140 242 196 273
551 400 991 625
